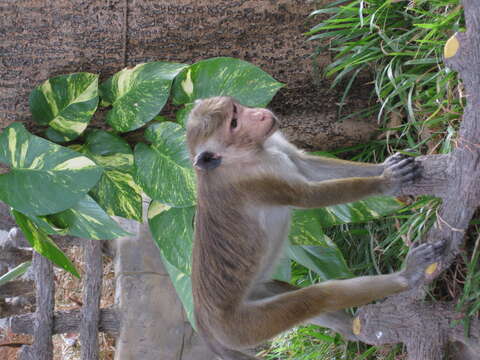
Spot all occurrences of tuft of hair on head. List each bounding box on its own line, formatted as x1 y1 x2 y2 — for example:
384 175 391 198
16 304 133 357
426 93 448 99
186 97 235 152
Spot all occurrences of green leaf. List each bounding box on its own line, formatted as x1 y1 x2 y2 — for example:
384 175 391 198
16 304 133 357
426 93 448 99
148 201 195 326
148 202 194 274
272 257 292 282
287 243 352 281
176 103 195 128
161 255 195 327
171 57 284 107
317 196 403 228
29 73 99 141
0 123 103 216
85 129 133 158
0 261 31 287
290 209 330 246
47 195 130 240
135 122 196 207
100 62 188 132
81 130 143 221
12 210 80 278
89 170 143 222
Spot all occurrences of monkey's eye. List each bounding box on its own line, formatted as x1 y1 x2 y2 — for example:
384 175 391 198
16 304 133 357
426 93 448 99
231 104 238 129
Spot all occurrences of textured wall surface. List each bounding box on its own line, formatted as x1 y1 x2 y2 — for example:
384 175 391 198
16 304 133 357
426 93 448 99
1 0 375 149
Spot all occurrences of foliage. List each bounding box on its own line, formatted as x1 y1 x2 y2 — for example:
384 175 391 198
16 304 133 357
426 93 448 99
0 261 31 287
0 55 407 333
308 0 464 153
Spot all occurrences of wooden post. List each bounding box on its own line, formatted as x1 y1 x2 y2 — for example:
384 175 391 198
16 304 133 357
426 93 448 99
80 239 103 360
20 252 54 360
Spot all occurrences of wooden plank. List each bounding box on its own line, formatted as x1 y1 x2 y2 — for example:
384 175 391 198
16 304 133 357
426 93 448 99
80 240 103 360
8 308 119 335
0 280 34 298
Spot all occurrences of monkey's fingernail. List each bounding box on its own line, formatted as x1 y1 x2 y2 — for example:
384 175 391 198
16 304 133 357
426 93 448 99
352 317 361 335
425 262 438 275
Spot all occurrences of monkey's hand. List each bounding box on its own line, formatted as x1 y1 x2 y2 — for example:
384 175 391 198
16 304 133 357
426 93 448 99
381 151 420 195
400 240 446 289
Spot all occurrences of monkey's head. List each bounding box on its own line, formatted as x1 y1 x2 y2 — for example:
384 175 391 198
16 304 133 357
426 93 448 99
186 96 278 171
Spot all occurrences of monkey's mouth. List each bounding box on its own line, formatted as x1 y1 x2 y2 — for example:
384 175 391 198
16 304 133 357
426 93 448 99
266 116 279 137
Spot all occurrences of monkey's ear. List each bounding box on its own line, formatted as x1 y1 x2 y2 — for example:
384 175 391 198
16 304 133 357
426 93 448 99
194 151 222 170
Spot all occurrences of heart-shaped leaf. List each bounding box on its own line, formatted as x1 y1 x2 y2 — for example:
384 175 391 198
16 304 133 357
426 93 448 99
100 62 188 132
318 196 403 228
135 122 196 207
148 201 194 274
47 195 130 240
161 255 195 327
287 243 352 281
79 130 142 221
0 123 102 216
29 73 99 142
290 209 331 246
12 210 80 278
148 201 195 327
172 57 284 107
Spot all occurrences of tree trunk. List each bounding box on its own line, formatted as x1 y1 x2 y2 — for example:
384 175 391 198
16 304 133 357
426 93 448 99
0 0 376 150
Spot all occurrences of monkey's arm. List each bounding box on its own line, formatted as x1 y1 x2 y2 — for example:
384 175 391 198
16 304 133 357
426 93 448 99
243 154 417 208
248 176 388 208
290 151 416 182
291 153 383 181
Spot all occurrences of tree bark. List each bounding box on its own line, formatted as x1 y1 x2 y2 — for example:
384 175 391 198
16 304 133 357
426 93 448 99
352 1 480 358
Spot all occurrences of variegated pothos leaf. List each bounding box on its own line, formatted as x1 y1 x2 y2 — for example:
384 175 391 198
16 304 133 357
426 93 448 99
80 130 143 221
47 195 130 240
172 57 284 107
318 196 403 228
100 62 188 132
0 123 102 216
12 210 80 278
135 122 196 207
148 201 194 274
147 201 195 327
29 73 99 142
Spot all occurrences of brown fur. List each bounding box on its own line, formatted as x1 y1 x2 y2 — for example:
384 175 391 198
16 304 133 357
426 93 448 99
187 97 442 359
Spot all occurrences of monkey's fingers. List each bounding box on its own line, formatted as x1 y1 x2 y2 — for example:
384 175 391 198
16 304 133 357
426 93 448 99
389 157 415 170
412 241 446 274
400 168 422 183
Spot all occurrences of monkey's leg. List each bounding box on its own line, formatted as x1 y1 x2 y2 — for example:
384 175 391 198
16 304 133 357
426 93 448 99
220 273 405 348
218 241 442 349
249 280 355 340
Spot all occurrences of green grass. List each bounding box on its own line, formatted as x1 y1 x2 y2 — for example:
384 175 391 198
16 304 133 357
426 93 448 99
308 0 464 154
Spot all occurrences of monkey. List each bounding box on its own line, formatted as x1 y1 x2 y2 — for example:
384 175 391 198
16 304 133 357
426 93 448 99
186 96 445 360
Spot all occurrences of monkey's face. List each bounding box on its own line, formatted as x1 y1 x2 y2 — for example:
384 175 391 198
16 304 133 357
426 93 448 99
187 97 279 171
223 100 278 147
